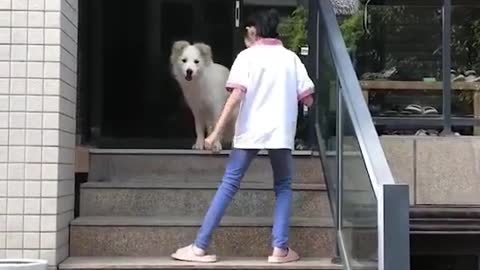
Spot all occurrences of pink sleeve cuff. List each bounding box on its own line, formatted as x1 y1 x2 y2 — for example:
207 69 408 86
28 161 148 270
298 88 314 101
226 83 247 93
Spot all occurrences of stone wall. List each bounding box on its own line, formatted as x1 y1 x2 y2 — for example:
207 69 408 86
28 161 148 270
382 136 480 205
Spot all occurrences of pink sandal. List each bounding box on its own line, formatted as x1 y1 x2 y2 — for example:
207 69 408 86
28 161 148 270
171 244 217 263
268 248 300 263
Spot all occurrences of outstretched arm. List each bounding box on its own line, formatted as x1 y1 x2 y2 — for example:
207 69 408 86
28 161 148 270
204 89 244 150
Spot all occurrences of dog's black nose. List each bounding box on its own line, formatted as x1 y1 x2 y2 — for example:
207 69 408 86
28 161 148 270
186 69 193 76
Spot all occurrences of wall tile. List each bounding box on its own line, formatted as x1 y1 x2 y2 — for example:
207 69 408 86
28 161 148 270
23 215 40 232
7 198 24 214
28 29 44 44
28 11 44 27
9 129 25 145
12 11 28 27
6 233 23 249
7 181 24 197
29 0 45 10
12 0 28 10
25 181 41 197
24 198 41 214
6 215 23 232
12 28 27 44
0 0 11 9
26 129 42 145
41 198 57 214
0 28 10 43
23 233 40 249
11 79 27 94
25 164 41 180
27 79 43 95
11 45 27 61
26 146 41 162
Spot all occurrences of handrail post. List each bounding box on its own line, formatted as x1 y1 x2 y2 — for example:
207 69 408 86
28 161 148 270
441 0 452 135
333 80 344 264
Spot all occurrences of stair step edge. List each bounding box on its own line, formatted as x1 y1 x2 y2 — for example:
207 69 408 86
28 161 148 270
81 181 327 191
71 216 333 227
60 256 344 270
89 149 319 156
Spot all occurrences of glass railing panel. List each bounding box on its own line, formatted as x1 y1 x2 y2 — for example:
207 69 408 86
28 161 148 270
451 3 480 133
340 93 378 269
317 2 410 270
315 23 339 217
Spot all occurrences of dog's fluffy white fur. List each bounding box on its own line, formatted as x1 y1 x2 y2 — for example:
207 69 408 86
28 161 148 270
170 41 234 151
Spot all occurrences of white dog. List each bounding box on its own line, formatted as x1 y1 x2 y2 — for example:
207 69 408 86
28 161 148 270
170 41 234 151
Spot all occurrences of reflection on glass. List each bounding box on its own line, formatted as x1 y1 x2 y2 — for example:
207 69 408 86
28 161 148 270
341 104 378 268
316 26 378 268
337 3 480 135
451 4 480 126
316 28 340 216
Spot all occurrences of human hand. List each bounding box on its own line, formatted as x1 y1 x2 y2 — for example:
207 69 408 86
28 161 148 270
204 132 220 152
244 26 257 48
303 95 314 107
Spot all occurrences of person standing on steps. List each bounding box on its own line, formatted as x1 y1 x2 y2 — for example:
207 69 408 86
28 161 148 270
171 9 315 264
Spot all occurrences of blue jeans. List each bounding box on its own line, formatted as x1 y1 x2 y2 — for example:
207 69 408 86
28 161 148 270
195 148 293 250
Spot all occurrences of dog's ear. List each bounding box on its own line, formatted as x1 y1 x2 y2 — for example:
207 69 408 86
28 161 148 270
194 43 213 65
170 41 190 64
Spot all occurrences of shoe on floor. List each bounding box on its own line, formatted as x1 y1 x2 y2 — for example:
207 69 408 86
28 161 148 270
171 244 217 263
268 248 300 263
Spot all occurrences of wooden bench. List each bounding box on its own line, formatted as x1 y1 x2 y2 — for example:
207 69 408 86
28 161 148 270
360 80 480 134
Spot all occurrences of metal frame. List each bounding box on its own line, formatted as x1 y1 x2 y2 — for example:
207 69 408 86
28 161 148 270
383 184 411 270
442 0 452 134
336 83 344 233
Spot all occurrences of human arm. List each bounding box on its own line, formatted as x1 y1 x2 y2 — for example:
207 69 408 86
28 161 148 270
295 56 315 107
204 52 248 151
204 89 244 150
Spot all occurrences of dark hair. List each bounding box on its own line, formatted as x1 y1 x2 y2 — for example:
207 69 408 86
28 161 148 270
247 9 280 39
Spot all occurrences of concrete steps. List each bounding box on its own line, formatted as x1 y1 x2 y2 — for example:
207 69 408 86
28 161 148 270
87 149 324 184
79 181 331 218
59 256 347 270
69 216 335 257
66 149 337 269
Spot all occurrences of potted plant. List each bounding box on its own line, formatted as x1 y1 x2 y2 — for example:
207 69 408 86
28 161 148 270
278 6 308 55
339 9 363 54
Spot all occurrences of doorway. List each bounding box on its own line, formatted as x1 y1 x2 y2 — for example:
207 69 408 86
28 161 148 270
78 0 306 149
79 0 240 148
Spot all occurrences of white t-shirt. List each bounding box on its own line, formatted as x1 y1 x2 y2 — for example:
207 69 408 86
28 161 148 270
225 38 315 150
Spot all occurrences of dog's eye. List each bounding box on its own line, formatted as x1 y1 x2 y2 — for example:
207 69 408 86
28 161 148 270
194 60 200 64
182 59 187 63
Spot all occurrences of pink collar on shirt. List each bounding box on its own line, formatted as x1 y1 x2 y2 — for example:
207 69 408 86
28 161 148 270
253 38 283 46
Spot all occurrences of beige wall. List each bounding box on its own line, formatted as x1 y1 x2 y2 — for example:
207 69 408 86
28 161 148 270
381 136 480 205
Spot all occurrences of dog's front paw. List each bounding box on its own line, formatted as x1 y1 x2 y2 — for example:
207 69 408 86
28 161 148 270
192 141 204 150
211 141 222 153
